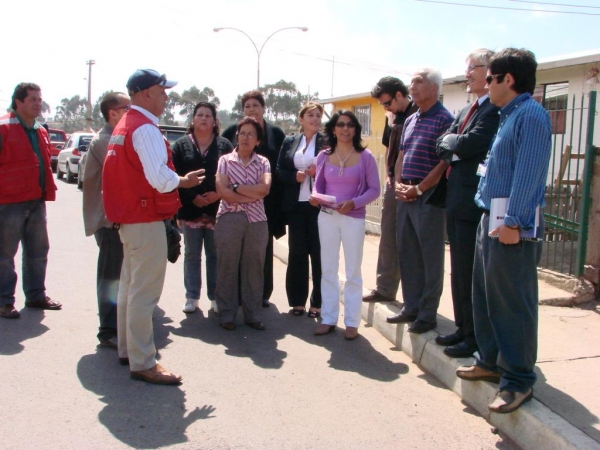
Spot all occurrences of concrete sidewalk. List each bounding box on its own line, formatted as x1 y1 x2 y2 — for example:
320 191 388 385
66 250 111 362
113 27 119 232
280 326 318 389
273 232 600 450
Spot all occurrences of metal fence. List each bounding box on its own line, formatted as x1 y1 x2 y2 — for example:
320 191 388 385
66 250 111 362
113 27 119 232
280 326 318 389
541 90 597 276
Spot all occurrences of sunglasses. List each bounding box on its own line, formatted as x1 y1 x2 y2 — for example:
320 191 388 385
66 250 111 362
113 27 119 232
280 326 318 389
486 74 506 84
380 99 393 108
335 121 356 129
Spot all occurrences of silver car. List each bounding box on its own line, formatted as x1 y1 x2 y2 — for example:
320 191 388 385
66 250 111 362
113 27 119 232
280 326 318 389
56 132 94 184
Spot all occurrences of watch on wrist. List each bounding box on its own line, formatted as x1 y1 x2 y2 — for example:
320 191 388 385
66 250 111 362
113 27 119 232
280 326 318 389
232 183 239 193
415 184 423 196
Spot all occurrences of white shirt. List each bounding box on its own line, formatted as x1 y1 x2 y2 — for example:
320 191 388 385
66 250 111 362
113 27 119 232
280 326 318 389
131 105 180 193
293 134 317 201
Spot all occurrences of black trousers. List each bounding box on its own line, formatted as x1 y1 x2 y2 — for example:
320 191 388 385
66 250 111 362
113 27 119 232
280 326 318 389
446 213 478 338
263 233 274 301
285 202 322 308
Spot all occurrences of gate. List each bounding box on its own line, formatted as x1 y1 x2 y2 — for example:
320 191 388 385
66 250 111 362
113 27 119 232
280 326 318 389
541 90 597 276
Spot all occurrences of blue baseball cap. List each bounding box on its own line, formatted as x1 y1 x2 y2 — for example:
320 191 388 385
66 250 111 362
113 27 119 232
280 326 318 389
126 69 178 94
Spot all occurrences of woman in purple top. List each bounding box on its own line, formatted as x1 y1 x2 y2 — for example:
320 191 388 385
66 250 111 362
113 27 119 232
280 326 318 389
309 110 380 340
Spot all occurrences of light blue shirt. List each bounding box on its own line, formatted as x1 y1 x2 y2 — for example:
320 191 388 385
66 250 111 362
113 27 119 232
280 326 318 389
475 93 552 230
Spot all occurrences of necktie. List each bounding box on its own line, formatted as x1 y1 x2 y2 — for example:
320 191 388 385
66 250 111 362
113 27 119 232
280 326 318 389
459 101 479 134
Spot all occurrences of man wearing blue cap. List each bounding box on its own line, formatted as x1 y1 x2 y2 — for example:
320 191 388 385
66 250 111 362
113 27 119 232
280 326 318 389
103 69 205 385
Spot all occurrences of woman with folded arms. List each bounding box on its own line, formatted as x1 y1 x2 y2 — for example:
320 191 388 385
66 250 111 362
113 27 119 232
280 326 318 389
172 102 233 315
277 102 327 318
214 117 271 331
309 110 380 340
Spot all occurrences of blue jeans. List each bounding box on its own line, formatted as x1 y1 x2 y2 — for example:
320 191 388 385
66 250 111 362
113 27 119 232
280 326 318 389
182 222 216 301
0 199 49 306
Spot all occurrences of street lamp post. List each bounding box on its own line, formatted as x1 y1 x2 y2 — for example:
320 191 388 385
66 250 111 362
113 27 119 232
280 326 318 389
213 27 308 88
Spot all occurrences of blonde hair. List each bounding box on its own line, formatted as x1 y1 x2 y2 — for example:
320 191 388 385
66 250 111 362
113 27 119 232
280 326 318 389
298 102 324 132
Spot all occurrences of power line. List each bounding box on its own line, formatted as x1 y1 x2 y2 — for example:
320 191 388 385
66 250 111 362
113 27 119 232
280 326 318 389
509 0 600 9
415 0 600 15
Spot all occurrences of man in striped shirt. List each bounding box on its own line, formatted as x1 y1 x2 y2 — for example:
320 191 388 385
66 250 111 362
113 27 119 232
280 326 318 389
457 48 552 414
387 68 453 334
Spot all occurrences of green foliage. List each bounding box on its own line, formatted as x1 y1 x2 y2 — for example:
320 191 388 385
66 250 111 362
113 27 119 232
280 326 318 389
53 95 89 134
177 86 221 124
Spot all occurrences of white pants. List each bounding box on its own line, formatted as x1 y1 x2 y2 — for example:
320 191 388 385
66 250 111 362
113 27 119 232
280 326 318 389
318 210 365 328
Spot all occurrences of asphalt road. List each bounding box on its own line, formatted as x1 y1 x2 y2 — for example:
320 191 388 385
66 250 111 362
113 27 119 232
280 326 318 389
0 178 518 450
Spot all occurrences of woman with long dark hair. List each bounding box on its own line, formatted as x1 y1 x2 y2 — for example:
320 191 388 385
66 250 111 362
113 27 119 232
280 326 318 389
172 102 233 314
309 110 380 340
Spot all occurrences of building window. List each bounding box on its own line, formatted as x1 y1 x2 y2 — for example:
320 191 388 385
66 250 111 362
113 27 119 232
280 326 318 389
533 82 568 135
354 105 371 136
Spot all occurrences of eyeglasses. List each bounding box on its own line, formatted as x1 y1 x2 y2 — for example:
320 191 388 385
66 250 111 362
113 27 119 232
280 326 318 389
238 132 257 139
380 99 393 108
467 64 485 72
486 74 506 84
335 121 356 129
113 105 131 111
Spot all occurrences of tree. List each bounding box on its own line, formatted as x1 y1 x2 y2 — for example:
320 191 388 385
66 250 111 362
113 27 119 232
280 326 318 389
178 86 220 123
162 91 182 125
229 80 318 134
53 95 88 134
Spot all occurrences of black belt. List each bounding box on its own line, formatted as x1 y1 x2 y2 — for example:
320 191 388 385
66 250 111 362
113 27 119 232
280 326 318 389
401 178 423 185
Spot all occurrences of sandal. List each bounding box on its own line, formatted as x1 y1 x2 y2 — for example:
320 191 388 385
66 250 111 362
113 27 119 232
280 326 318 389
290 308 305 316
307 309 321 319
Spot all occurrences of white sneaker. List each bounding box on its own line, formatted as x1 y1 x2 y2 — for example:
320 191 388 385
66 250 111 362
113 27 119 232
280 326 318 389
211 300 219 314
183 299 199 313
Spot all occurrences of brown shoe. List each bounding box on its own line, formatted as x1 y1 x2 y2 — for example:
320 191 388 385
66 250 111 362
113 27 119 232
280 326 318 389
130 363 182 385
314 324 335 335
0 305 20 319
25 296 62 310
344 326 359 340
456 365 501 383
489 388 533 414
363 290 395 302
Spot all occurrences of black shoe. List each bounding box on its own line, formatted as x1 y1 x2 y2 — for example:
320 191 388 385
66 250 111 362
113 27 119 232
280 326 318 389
443 340 478 358
262 300 270 308
386 313 417 324
435 330 464 346
408 320 436 334
99 336 118 349
363 290 395 302
247 321 266 331
119 357 129 366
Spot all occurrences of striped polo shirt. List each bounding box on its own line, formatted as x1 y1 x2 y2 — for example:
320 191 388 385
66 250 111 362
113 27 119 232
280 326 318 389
216 150 270 223
400 101 454 180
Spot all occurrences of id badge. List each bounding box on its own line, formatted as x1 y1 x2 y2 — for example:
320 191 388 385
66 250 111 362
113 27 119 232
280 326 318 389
476 163 487 177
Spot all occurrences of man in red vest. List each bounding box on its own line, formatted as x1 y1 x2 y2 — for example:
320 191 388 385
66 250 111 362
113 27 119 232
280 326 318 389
0 83 60 319
102 69 204 385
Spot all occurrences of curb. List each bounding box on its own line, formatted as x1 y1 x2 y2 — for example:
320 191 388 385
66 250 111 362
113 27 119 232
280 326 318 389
273 239 600 450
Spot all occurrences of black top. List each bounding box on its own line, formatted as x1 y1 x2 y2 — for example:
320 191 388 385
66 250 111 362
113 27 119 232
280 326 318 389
171 134 233 220
276 132 328 212
222 119 287 238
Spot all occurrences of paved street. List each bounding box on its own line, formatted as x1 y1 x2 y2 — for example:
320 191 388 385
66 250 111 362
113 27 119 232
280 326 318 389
0 180 518 450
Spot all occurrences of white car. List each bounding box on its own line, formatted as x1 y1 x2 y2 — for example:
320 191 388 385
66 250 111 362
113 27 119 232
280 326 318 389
56 132 94 183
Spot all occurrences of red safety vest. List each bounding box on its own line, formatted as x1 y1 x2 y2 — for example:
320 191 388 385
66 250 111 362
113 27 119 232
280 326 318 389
102 109 180 224
0 112 57 204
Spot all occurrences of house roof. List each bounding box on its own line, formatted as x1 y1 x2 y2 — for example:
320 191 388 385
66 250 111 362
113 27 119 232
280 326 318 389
322 49 600 102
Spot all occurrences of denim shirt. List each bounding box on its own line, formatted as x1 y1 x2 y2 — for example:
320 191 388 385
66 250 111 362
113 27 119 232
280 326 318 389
475 93 552 230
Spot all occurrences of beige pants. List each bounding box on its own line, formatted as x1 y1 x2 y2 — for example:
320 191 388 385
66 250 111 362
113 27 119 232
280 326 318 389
117 221 167 371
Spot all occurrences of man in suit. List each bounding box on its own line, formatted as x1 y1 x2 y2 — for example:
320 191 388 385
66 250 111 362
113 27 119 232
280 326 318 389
434 49 499 358
363 77 418 304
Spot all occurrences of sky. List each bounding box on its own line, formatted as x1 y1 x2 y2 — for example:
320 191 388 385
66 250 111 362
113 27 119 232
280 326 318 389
2 0 599 120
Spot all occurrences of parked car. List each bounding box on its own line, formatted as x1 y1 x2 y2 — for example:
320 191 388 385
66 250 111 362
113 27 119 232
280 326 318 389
47 128 67 172
159 124 186 145
56 132 94 183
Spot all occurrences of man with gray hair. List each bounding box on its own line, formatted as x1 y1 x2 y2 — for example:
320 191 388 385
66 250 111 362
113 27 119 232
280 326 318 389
434 49 499 358
386 69 453 334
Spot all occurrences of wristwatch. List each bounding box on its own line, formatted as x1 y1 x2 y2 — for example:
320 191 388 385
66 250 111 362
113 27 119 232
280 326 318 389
232 183 239 193
414 184 423 196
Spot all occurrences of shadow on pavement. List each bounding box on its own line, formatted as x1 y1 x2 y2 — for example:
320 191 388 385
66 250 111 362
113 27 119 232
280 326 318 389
172 305 287 370
77 350 215 448
0 308 49 355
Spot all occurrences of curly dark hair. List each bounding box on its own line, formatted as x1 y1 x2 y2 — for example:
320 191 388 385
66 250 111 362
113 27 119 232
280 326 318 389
236 116 264 142
187 102 220 136
323 110 365 154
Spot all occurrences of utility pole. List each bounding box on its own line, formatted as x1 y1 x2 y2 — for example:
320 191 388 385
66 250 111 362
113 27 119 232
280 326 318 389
85 59 95 131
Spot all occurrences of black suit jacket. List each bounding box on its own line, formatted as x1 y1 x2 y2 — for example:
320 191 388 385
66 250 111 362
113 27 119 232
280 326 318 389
276 132 327 212
437 98 500 221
